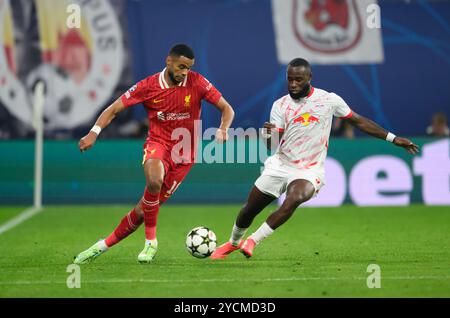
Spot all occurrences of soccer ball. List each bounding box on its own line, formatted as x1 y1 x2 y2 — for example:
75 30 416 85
185 226 217 258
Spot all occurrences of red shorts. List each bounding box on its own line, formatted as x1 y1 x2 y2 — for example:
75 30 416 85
142 141 193 204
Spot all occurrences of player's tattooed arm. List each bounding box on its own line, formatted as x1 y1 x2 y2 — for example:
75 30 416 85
79 99 126 152
345 111 419 155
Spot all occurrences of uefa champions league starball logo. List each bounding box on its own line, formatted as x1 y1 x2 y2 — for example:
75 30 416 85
0 0 123 130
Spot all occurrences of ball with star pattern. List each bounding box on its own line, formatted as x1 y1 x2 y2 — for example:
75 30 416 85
185 226 217 258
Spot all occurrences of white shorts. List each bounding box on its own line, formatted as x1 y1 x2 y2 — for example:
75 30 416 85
254 155 325 198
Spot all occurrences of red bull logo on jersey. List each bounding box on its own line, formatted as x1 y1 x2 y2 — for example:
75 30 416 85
293 113 320 127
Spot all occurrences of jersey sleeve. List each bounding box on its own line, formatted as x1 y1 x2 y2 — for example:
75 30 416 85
331 93 353 118
197 74 222 105
270 101 286 132
120 78 151 108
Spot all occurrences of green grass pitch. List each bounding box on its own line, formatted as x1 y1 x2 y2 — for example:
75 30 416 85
0 204 449 297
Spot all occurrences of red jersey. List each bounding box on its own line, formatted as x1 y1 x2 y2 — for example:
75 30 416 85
121 68 222 163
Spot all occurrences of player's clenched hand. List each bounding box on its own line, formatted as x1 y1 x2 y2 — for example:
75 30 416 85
261 122 276 139
215 128 229 144
79 132 98 152
393 137 420 155
263 122 276 133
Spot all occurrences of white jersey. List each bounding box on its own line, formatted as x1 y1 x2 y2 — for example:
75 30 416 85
270 87 353 171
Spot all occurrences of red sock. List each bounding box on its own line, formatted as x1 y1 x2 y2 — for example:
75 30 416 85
105 208 143 247
141 188 160 240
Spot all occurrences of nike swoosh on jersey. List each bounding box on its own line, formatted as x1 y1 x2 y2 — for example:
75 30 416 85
153 99 164 104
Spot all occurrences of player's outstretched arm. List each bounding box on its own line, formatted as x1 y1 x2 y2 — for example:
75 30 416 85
345 111 419 155
212 97 235 143
79 99 126 152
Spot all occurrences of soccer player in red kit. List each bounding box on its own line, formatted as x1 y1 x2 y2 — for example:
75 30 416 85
74 44 235 264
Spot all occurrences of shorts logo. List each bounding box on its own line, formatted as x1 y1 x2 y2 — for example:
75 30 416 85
293 113 320 127
142 148 157 165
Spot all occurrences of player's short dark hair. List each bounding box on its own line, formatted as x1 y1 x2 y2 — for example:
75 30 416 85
169 44 195 59
288 58 311 72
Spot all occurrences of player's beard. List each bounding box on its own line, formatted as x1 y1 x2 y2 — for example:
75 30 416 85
289 83 311 100
168 70 181 85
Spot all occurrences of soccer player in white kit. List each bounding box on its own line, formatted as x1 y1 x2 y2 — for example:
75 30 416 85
211 58 419 259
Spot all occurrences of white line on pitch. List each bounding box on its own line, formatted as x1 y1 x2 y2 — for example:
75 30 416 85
0 207 42 235
0 276 449 286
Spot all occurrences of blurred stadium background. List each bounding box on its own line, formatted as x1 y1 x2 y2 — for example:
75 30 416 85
0 0 449 298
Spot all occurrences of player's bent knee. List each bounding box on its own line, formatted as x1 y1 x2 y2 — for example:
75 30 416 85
146 179 163 194
296 194 311 206
283 195 309 211
287 188 314 206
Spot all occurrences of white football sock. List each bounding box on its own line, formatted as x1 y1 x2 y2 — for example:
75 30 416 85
98 239 109 252
249 222 274 245
229 224 248 246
